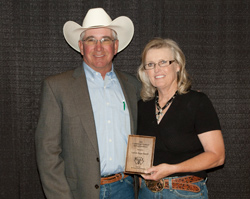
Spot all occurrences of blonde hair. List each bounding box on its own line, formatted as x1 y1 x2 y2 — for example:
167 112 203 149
137 38 191 101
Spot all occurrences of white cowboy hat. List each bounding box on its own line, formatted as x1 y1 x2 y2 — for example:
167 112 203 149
63 8 134 53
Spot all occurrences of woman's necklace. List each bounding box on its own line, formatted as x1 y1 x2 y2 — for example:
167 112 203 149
155 90 178 122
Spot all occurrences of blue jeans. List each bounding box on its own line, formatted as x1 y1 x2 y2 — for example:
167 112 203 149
100 175 135 199
139 176 208 199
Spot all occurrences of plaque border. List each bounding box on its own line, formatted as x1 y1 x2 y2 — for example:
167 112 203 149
125 135 155 174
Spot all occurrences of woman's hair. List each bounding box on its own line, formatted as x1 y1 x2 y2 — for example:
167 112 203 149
137 38 192 101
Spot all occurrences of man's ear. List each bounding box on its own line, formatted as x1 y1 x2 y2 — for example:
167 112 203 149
78 41 84 55
114 40 119 55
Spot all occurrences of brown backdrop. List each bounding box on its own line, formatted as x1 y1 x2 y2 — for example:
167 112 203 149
1 0 250 198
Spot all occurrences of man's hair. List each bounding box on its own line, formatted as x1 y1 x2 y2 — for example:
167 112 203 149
79 29 118 41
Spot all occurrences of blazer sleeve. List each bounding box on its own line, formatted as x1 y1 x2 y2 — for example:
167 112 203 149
35 79 74 199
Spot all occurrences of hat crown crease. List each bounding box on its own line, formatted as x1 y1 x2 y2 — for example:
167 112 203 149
82 8 112 28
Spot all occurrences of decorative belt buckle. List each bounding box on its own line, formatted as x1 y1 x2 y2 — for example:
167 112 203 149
145 179 165 192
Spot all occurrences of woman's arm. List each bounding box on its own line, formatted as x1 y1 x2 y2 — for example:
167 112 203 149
141 130 225 181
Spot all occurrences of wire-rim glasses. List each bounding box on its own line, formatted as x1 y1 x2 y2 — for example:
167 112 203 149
144 60 176 70
82 37 116 46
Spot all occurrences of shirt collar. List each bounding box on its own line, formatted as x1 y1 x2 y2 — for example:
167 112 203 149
83 62 116 80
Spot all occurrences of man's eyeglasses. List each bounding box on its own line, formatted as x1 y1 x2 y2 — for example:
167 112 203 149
82 37 116 46
144 60 176 70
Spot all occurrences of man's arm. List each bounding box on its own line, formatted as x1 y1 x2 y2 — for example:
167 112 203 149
35 79 74 199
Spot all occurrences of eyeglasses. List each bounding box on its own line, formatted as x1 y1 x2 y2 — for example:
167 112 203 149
82 37 116 46
144 60 176 70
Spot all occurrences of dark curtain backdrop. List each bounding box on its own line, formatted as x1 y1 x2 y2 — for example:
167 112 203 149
1 0 249 198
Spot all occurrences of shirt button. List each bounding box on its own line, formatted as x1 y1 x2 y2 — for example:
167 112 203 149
109 139 112 142
107 120 111 124
106 102 110 106
95 184 99 189
109 157 112 161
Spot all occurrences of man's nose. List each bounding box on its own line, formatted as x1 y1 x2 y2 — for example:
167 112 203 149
95 40 103 50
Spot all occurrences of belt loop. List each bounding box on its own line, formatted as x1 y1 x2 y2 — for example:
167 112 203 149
169 177 173 191
121 172 124 179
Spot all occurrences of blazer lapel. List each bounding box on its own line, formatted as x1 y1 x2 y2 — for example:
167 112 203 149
71 66 99 154
69 67 137 155
115 70 138 135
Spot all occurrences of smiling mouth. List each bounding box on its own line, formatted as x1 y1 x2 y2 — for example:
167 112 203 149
94 54 105 58
155 75 165 79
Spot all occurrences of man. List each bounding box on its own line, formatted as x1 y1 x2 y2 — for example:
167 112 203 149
35 8 140 199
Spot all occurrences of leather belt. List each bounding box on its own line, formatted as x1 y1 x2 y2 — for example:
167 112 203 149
101 173 130 185
145 175 203 193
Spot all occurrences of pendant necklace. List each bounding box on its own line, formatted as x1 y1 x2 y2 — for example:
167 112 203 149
155 90 178 122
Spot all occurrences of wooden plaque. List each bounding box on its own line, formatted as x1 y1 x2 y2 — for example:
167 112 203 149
125 135 155 174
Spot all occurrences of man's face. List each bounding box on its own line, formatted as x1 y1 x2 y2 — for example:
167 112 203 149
78 28 119 76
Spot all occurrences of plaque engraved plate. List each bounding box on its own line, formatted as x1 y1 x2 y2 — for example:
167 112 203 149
125 135 155 174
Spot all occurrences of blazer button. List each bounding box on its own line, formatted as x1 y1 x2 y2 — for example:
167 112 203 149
95 184 99 189
96 157 100 162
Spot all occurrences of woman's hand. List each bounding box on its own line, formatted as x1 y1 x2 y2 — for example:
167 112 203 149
141 163 175 181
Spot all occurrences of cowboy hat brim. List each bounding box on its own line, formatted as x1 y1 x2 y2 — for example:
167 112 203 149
63 16 134 53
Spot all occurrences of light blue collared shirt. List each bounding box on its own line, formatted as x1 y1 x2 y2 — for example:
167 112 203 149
83 62 131 176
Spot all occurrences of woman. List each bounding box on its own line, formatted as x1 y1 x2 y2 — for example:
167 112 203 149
137 38 225 199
